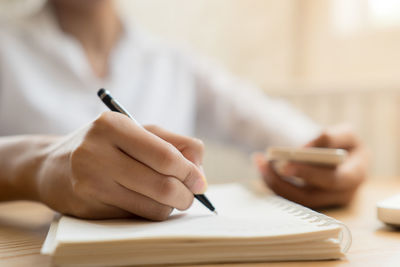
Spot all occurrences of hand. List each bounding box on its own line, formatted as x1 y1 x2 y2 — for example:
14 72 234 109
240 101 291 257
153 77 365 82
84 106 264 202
254 126 368 208
36 111 207 220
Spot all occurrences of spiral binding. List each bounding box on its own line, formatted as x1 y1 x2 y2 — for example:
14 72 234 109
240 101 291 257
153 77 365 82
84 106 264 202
268 196 352 253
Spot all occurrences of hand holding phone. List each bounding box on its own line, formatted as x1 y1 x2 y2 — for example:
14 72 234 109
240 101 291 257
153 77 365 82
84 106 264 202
254 127 368 208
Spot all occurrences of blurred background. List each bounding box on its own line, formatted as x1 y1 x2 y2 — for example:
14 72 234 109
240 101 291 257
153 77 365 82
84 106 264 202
2 0 400 182
116 0 400 182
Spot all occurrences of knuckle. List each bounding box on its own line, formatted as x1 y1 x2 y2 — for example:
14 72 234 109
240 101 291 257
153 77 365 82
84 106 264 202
158 177 180 202
159 143 179 173
183 166 194 185
189 138 205 159
94 111 115 128
70 145 90 178
91 111 125 135
157 177 193 210
70 142 97 170
70 143 89 163
71 179 91 197
181 138 205 165
191 138 204 152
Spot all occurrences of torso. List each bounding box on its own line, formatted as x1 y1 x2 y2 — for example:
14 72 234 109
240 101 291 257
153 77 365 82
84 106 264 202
0 7 197 136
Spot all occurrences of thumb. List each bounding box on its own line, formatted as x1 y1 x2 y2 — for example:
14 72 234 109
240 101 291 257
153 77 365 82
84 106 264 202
306 125 359 150
305 132 329 148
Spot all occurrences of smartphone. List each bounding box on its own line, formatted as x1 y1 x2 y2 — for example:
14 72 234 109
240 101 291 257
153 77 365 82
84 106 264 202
266 147 347 166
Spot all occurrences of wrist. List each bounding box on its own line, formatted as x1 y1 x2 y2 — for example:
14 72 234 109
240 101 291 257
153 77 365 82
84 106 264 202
0 135 58 202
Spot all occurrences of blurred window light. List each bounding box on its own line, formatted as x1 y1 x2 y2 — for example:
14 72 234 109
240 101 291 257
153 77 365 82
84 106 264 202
368 0 400 28
331 0 367 35
331 0 400 35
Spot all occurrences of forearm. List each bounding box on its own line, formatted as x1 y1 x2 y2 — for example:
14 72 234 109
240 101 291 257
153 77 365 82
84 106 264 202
192 55 321 150
0 135 56 202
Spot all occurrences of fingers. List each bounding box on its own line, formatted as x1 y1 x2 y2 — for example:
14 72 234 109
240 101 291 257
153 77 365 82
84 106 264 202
70 155 175 221
261 161 356 208
254 125 367 209
56 113 207 220
336 148 367 188
109 148 194 211
91 112 206 194
67 199 134 220
254 153 360 208
102 182 174 221
306 126 359 150
280 162 361 191
280 162 336 189
70 132 194 211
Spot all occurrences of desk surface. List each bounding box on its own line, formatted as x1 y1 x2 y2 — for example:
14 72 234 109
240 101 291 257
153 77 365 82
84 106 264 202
1 179 400 267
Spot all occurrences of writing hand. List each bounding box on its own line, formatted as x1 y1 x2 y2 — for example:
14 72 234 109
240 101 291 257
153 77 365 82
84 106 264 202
37 112 207 220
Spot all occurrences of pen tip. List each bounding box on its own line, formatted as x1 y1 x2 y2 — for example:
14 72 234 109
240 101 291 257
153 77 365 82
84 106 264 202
213 210 218 215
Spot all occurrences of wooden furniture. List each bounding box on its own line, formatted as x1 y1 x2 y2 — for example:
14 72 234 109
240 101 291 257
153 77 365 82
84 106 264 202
1 178 399 267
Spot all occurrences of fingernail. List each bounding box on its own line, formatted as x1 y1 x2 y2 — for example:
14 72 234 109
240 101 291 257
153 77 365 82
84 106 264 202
192 174 208 194
199 165 208 192
199 165 206 176
188 165 208 194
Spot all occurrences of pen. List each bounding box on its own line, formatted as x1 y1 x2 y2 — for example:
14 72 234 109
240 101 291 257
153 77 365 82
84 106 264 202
97 88 217 215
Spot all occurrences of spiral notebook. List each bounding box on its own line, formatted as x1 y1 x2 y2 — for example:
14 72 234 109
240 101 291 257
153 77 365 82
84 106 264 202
41 184 351 266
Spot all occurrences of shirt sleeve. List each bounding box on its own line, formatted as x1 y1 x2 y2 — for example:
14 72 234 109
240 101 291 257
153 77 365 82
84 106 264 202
189 56 321 152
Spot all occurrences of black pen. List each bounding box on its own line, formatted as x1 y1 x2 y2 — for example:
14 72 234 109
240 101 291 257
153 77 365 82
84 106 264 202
97 88 217 215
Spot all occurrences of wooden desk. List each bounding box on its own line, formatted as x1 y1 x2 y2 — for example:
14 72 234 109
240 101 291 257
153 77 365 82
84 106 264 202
1 179 400 267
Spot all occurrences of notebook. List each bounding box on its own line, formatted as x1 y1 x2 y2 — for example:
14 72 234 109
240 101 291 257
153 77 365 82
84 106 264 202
41 183 351 266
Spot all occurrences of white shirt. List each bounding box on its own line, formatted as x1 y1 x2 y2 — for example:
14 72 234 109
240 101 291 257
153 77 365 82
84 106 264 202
0 6 320 151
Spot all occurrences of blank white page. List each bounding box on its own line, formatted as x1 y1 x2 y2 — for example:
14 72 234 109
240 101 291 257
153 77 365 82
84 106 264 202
55 184 341 244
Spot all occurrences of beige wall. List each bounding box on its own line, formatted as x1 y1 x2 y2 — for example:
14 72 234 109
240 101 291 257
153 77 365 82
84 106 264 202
300 0 400 89
118 0 400 91
117 0 298 90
